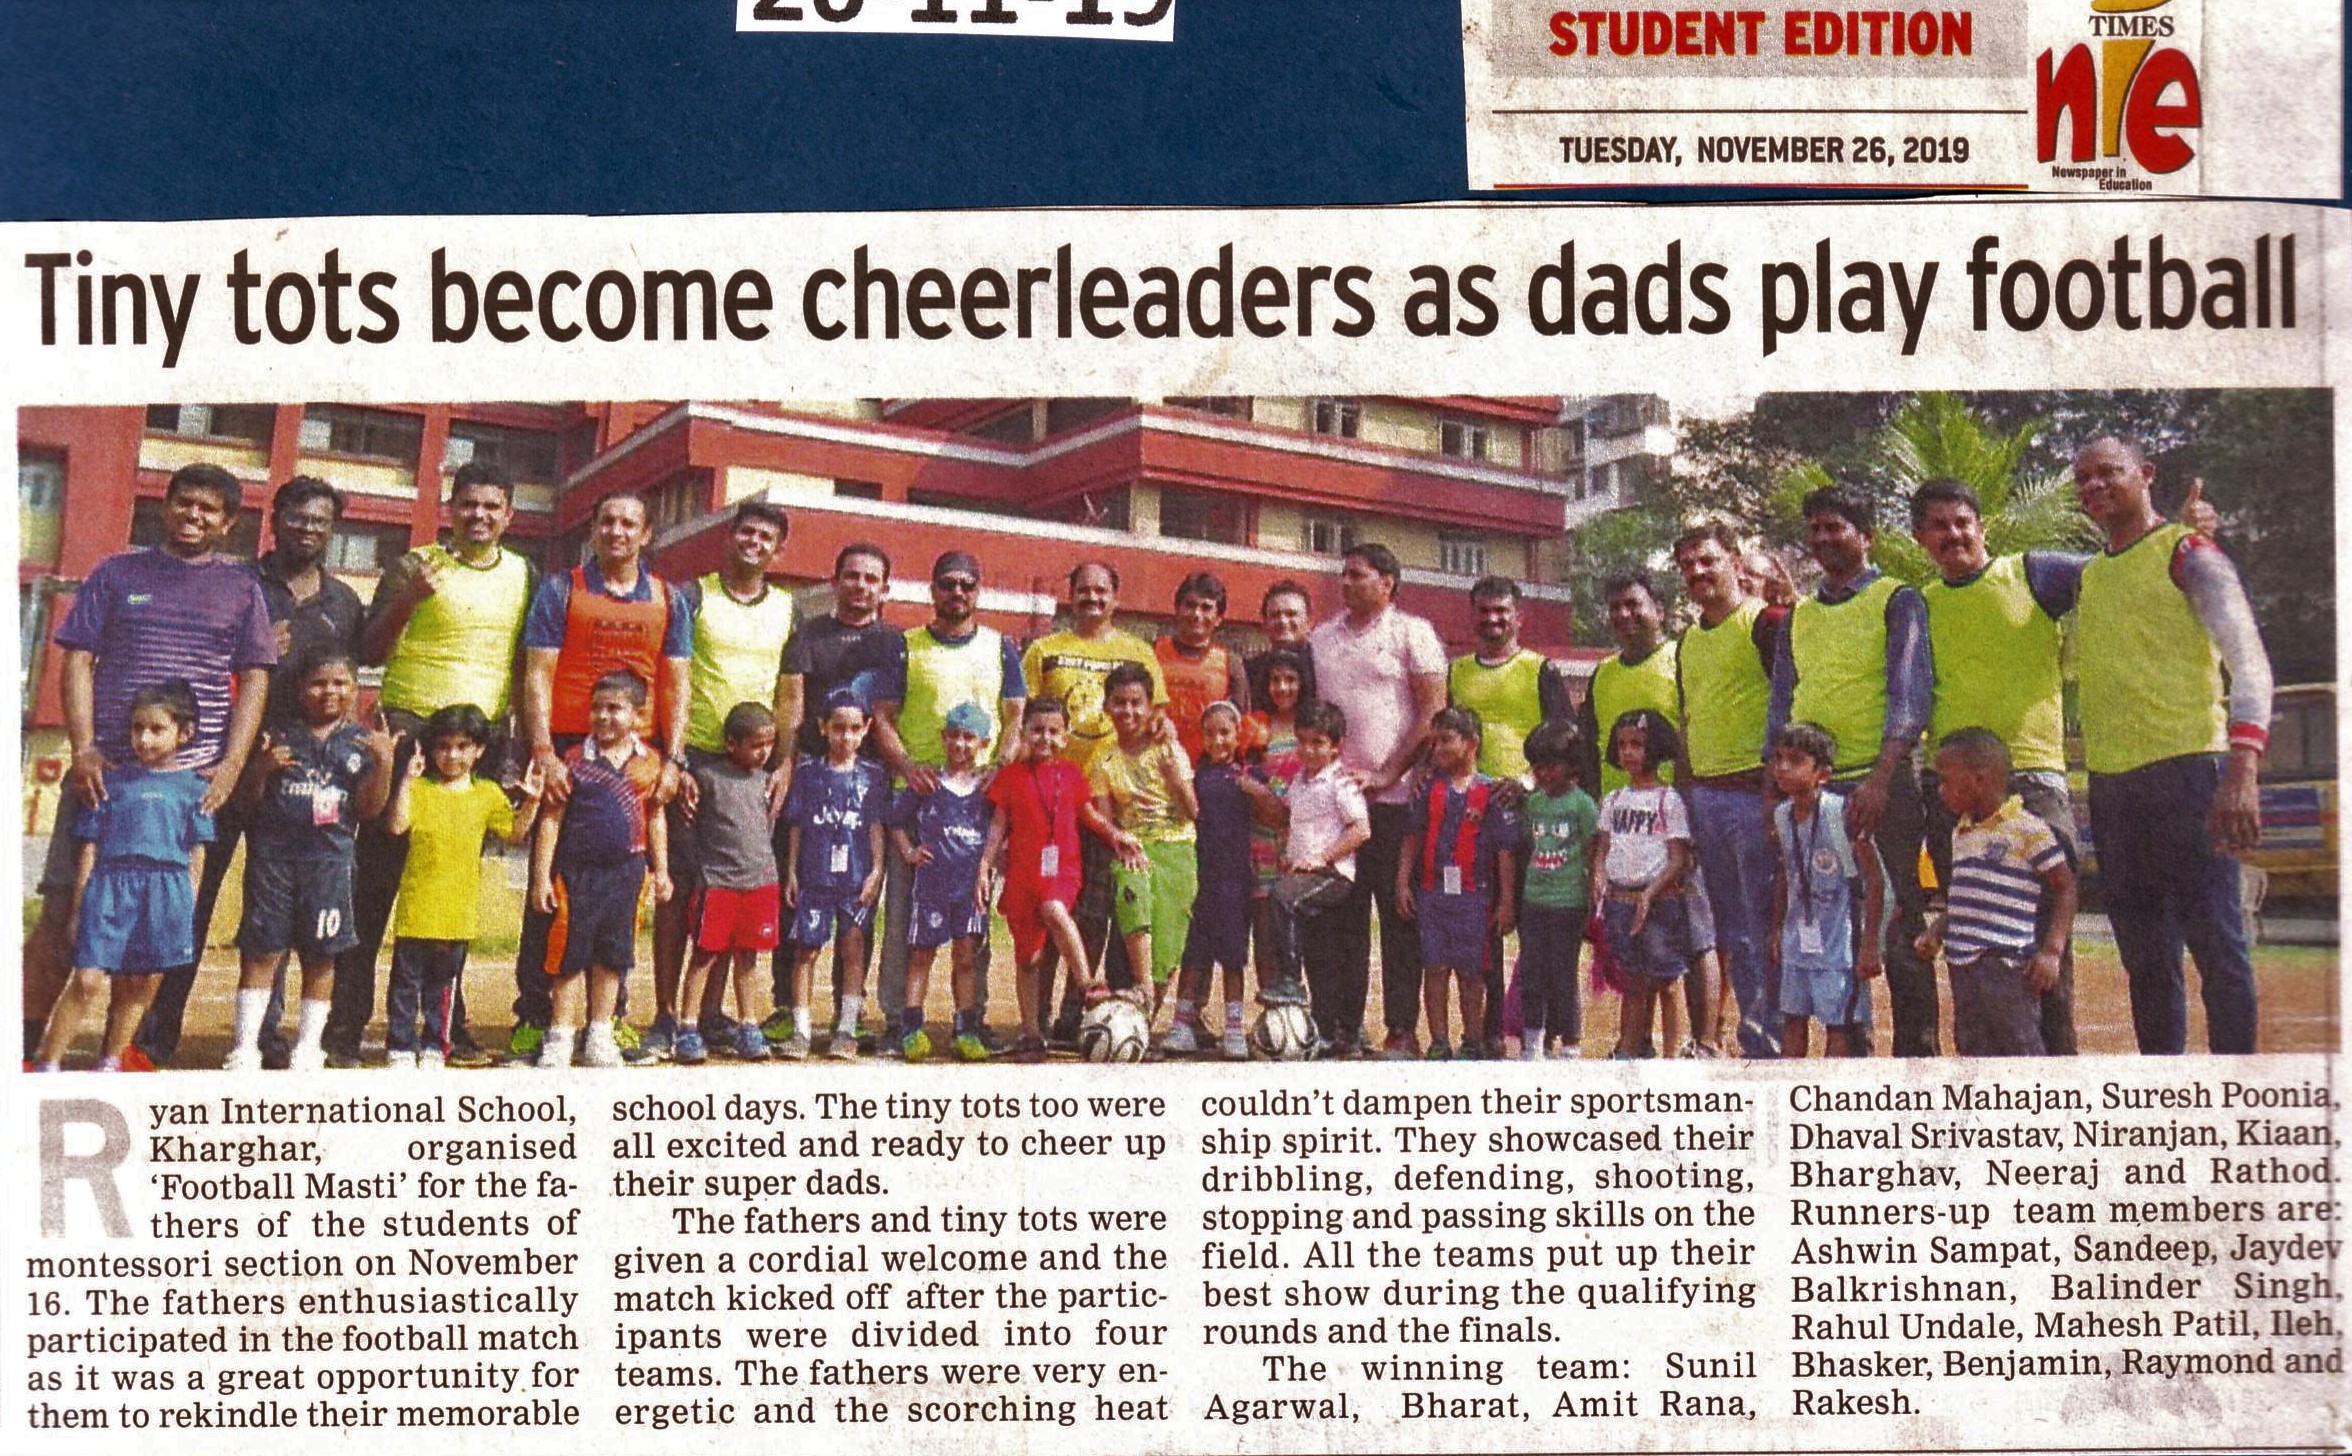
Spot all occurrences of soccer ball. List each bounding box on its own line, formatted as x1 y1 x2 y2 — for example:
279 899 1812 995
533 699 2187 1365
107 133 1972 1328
1078 999 1150 1063
1250 1004 1317 1061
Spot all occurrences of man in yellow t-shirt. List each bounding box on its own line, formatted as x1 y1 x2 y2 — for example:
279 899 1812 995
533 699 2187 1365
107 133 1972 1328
1021 562 1165 1033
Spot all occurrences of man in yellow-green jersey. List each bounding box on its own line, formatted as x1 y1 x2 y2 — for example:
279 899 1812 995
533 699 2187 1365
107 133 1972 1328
338 461 537 1066
1768 486 1936 1057
2072 437 2272 1054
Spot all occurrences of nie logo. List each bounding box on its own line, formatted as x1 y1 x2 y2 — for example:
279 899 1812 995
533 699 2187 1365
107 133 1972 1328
2035 0 2201 174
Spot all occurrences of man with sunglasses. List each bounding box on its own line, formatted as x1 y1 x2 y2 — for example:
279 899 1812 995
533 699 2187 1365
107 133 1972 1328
871 550 1026 1047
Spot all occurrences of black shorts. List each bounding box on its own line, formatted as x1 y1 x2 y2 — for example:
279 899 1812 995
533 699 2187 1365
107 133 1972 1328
237 851 359 958
550 857 647 977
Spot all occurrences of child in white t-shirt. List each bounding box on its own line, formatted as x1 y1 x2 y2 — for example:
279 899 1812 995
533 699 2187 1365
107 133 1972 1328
1588 709 1696 1059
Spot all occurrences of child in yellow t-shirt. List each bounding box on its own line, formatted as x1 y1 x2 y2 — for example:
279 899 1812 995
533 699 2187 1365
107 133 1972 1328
384 703 542 1068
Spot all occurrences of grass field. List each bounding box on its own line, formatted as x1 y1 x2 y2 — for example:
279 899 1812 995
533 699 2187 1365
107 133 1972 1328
31 838 2339 1067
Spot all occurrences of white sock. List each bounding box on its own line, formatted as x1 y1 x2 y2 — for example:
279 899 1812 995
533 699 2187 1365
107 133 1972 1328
1226 1003 1246 1033
1174 998 1198 1027
1520 1032 1544 1062
295 998 331 1051
94 1055 120 1072
792 1006 813 1038
232 987 272 1049
540 1027 576 1063
37 1060 61 1073
836 994 865 1032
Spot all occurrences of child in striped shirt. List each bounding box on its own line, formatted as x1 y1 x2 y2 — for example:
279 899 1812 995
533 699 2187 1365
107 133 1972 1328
1919 729 2076 1058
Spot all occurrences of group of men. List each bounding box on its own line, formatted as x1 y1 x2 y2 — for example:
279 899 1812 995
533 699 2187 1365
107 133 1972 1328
25 431 2276 1063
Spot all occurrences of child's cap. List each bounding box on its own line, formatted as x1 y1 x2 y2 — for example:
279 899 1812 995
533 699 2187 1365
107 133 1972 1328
943 701 993 737
822 686 868 719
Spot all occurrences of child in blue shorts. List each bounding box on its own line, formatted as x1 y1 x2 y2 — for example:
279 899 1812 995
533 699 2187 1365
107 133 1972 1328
35 683 215 1072
887 700 996 1063
781 689 889 1061
1398 707 1519 1060
1588 709 1697 1060
1769 721 1882 1058
225 651 397 1072
1172 701 1266 1060
530 672 673 1070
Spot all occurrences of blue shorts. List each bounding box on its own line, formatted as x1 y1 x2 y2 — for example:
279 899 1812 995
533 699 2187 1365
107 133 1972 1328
237 852 358 958
908 886 985 950
793 884 876 949
1417 891 1491 975
550 858 646 977
1180 878 1251 973
74 861 195 973
1602 893 1693 982
1781 959 1864 1027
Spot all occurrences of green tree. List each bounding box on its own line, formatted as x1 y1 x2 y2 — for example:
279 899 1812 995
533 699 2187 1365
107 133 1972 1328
1769 392 2099 582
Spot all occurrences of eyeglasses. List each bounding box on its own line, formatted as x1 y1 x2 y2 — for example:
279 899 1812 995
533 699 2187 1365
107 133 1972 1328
934 577 979 594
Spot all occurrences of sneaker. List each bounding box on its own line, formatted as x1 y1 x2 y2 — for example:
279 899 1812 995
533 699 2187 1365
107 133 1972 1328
1160 1020 1200 1056
612 1018 644 1052
507 1022 546 1061
826 1026 861 1061
760 1008 796 1047
384 1050 418 1070
1457 1040 1488 1061
640 1014 678 1063
534 1037 575 1070
260 1045 293 1071
900 1028 933 1063
1004 1036 1048 1064
732 1023 771 1061
222 1044 262 1073
417 1049 446 1071
773 1030 811 1061
287 1043 326 1073
975 1023 1009 1054
1424 1041 1453 1062
323 1046 366 1070
117 1045 157 1073
1382 1031 1421 1061
673 1028 708 1066
1682 1040 1723 1060
1258 977 1309 1007
1047 1011 1083 1051
702 1012 741 1046
580 1026 624 1069
1222 1028 1249 1061
1554 1042 1585 1060
443 1042 496 1069
953 1031 990 1063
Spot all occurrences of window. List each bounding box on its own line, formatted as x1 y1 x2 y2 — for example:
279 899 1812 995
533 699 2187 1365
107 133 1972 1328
324 522 411 573
1166 396 1250 419
1310 397 1359 439
130 497 263 558
834 480 883 500
968 408 1037 446
144 404 276 445
444 419 561 482
1438 531 1488 578
19 450 63 513
1159 488 1247 546
1060 488 1128 532
1044 398 1128 436
301 405 423 463
1439 419 1489 461
1304 514 1359 556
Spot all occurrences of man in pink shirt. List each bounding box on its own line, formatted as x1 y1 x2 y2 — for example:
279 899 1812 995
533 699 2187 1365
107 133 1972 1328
1307 544 1449 1057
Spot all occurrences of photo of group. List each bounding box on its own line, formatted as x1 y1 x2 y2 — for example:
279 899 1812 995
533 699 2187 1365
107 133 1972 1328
18 389 2334 1072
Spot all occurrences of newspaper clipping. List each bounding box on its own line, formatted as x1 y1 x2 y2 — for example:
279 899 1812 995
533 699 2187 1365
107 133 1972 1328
3 199 2346 1453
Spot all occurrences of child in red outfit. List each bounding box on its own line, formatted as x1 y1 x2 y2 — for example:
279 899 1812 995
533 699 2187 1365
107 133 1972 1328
981 697 1107 1059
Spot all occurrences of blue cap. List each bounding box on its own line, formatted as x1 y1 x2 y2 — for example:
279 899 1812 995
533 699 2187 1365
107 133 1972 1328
821 686 868 719
943 701 994 737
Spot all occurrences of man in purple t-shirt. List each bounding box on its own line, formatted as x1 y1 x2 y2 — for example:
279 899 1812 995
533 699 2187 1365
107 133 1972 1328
23 463 277 1064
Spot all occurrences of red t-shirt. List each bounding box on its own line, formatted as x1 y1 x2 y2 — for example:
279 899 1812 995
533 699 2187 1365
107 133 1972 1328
987 758 1087 899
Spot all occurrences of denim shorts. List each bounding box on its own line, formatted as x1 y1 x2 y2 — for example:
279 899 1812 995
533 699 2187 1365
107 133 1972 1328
1602 892 1691 982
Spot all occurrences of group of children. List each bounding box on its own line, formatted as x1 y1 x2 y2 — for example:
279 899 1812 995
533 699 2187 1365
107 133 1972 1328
35 634 2076 1071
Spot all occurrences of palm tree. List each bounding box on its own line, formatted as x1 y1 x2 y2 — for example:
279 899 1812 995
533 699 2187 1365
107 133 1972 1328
1770 392 2099 583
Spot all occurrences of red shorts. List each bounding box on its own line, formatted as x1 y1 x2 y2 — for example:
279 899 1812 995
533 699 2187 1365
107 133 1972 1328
695 883 781 954
998 874 1075 965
